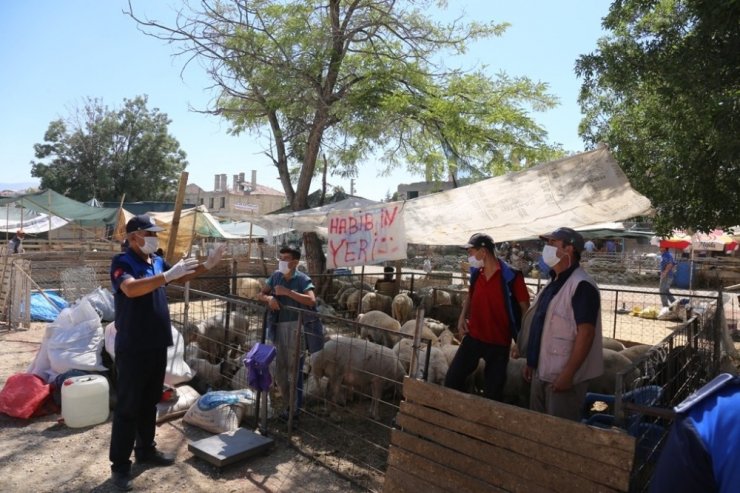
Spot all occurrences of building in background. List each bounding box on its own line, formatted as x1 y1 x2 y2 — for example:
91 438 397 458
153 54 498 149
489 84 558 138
185 170 286 220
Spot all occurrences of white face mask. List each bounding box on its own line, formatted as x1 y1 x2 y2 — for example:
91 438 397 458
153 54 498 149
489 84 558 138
541 244 561 267
278 260 291 275
468 255 483 268
140 236 159 255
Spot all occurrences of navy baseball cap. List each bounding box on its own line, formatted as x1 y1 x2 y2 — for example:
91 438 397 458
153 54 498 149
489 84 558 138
126 214 165 234
462 233 495 252
539 227 585 252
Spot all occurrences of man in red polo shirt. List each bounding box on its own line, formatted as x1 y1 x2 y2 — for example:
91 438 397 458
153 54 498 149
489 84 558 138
444 233 530 401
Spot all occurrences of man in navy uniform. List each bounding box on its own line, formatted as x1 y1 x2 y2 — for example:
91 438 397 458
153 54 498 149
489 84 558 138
650 373 740 492
109 215 225 491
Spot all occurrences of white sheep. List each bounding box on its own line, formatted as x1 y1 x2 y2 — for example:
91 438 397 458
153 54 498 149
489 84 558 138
603 337 626 352
357 310 401 348
400 319 440 346
310 336 406 420
345 289 363 318
392 338 448 385
360 291 393 315
437 328 458 347
192 310 250 363
391 293 414 324
236 277 262 300
187 357 223 389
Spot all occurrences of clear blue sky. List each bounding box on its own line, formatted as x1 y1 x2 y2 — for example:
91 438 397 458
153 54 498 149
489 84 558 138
0 0 611 201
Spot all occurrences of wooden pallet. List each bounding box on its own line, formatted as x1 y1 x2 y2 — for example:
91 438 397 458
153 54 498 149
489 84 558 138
385 378 635 493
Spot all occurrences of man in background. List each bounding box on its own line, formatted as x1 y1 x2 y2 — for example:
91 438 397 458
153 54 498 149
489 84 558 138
8 229 25 254
445 233 530 401
659 246 676 307
259 246 322 421
524 227 603 421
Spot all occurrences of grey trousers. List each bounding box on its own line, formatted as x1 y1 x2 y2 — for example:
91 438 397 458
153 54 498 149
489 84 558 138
270 321 303 411
530 373 589 421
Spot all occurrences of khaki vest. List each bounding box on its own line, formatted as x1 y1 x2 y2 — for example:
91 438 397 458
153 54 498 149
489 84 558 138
536 267 603 383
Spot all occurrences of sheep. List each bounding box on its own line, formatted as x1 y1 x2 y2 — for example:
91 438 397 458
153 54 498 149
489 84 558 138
335 285 356 310
236 277 262 300
327 279 351 302
400 319 440 346
429 304 462 328
361 291 393 315
619 344 653 363
418 288 453 313
310 336 406 420
502 357 530 408
603 337 627 352
192 310 250 363
437 328 458 346
392 338 448 385
357 310 401 348
587 348 640 394
391 293 414 324
345 289 363 318
423 318 449 337
316 298 339 318
187 357 223 390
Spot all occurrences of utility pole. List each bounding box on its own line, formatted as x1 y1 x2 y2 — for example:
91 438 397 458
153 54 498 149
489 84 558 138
350 178 355 196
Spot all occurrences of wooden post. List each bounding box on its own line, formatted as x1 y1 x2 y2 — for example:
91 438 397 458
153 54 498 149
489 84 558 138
166 171 189 263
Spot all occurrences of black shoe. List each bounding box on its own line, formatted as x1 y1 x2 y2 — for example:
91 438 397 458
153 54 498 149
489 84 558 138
111 471 133 491
136 450 175 467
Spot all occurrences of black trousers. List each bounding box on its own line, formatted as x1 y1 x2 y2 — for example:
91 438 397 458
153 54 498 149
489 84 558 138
109 348 167 473
444 335 509 401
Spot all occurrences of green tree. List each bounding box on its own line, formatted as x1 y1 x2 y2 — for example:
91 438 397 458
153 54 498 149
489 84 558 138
576 0 739 234
32 96 188 202
129 0 562 273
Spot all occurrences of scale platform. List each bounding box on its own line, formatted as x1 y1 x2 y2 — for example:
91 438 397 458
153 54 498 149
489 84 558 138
188 428 274 467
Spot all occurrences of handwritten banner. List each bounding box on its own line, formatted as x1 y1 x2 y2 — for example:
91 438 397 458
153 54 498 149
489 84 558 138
326 204 407 269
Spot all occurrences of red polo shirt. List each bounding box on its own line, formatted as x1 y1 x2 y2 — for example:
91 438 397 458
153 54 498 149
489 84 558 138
468 267 529 346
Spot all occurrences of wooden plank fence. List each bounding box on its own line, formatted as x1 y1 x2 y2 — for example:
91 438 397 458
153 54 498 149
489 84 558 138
385 378 636 493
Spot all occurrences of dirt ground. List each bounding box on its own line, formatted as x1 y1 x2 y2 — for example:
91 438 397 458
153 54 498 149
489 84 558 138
0 323 366 493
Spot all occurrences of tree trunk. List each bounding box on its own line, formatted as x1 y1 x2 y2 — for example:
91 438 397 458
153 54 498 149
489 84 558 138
303 231 326 291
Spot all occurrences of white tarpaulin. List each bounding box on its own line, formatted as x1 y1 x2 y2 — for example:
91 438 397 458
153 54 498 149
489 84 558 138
253 196 379 234
0 209 69 234
251 147 653 247
326 203 406 268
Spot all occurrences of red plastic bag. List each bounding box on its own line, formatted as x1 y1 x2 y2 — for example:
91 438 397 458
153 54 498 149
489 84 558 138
0 373 53 419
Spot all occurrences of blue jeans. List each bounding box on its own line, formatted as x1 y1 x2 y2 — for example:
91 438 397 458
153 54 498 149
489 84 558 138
659 275 675 307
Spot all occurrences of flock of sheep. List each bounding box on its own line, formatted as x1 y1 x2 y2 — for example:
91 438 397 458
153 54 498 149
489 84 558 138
179 275 659 421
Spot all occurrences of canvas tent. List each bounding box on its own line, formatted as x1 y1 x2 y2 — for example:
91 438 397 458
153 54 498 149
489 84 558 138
252 147 653 246
114 205 244 259
0 190 120 232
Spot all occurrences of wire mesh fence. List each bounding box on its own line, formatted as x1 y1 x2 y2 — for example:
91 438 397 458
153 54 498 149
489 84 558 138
168 284 426 491
605 293 722 493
